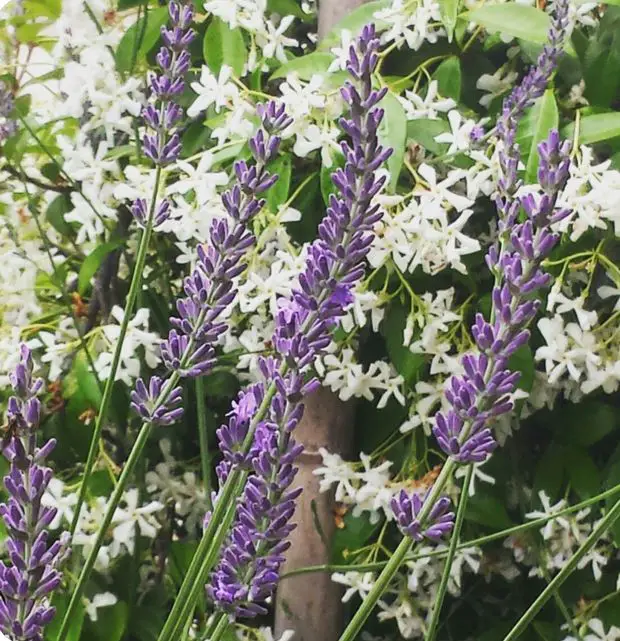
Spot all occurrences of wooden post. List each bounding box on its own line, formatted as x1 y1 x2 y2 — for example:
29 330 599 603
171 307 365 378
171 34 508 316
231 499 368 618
274 4 368 640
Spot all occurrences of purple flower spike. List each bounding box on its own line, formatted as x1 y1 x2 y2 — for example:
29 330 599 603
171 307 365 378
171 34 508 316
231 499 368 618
0 345 70 641
206 24 393 621
131 1 195 230
391 490 455 542
130 101 291 425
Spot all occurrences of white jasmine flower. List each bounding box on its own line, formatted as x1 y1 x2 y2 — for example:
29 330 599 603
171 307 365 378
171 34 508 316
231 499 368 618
188 65 239 117
84 592 118 622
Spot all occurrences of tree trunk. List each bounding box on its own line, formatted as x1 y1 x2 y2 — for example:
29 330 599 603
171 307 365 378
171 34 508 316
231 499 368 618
274 4 368 640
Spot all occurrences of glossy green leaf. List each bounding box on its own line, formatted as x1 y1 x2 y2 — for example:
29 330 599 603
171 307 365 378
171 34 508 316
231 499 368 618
525 90 558 184
320 152 345 205
508 345 535 393
319 0 391 50
433 56 462 102
582 8 620 108
407 118 451 155
468 5 551 45
439 0 461 41
267 0 313 21
78 240 124 295
46 193 74 237
88 602 129 641
378 91 407 192
564 112 620 144
116 7 169 73
533 443 565 501
23 0 61 19
46 595 85 641
266 155 292 212
270 52 336 80
466 494 514 529
203 17 247 78
557 401 617 446
565 446 601 500
332 512 382 563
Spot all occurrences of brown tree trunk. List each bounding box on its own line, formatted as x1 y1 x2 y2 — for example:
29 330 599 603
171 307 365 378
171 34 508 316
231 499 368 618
274 4 368 640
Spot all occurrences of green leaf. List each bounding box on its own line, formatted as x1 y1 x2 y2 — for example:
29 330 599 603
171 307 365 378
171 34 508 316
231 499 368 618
116 6 169 73
78 240 124 295
564 112 620 145
203 17 247 78
468 5 551 45
557 401 616 446
320 152 345 205
46 594 85 641
23 0 62 19
266 155 292 212
63 352 103 410
382 305 425 384
582 9 620 108
270 52 336 80
433 56 462 102
46 194 74 237
88 602 129 641
508 345 535 393
407 118 451 155
319 0 392 50
534 443 565 501
332 512 382 563
564 446 601 500
267 0 313 21
525 89 558 184
439 0 461 41
378 91 407 192
466 494 514 529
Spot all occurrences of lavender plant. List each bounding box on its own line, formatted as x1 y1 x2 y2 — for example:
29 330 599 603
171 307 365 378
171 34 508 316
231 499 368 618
0 346 68 641
4 1 620 641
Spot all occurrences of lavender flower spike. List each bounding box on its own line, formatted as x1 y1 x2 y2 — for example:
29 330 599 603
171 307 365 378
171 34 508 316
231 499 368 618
391 490 455 542
433 128 571 465
495 0 569 146
132 0 195 230
0 345 69 641
207 25 398 619
130 101 292 426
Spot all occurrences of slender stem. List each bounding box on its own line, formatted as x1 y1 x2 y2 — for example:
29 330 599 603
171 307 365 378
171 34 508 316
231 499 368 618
425 465 473 641
3 163 72 193
156 454 258 641
69 166 161 538
196 377 213 510
280 481 620 578
204 614 228 641
338 460 456 641
502 496 620 641
57 420 155 641
540 565 581 640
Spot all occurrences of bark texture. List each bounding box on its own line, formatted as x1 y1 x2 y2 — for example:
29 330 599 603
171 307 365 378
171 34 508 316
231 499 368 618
274 5 367 639
274 388 355 641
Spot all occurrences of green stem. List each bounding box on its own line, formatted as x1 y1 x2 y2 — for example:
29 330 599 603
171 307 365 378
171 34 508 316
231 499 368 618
196 377 212 510
425 464 473 641
57 419 155 641
205 614 228 641
338 459 456 641
281 478 620 579
502 496 620 641
158 467 249 641
69 166 161 537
